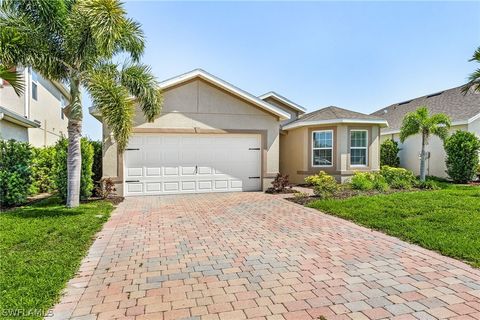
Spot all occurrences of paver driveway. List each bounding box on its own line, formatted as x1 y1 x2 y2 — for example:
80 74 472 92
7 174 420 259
51 193 480 320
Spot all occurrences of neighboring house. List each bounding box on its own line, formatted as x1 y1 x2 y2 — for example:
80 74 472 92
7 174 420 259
92 69 387 196
280 107 387 184
0 67 69 146
372 85 480 178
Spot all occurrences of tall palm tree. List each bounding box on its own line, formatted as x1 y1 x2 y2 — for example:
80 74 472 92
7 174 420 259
0 0 162 207
400 107 451 182
0 64 24 95
462 46 480 93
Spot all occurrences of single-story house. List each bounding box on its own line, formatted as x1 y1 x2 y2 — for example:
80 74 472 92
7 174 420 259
372 85 480 178
91 69 387 196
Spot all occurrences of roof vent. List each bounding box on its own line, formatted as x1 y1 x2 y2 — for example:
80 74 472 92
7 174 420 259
426 91 443 98
383 109 388 114
398 100 412 105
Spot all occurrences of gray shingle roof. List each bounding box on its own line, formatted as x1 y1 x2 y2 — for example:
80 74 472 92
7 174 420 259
371 85 480 132
298 106 384 122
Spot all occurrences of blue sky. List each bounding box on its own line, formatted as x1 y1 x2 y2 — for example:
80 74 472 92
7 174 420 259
83 1 480 140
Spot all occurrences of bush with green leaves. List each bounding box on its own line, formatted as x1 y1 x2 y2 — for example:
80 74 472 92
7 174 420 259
350 172 389 191
416 179 440 190
380 165 416 189
380 138 400 167
0 140 33 206
90 140 103 195
444 130 480 183
30 146 57 194
304 171 339 199
55 137 94 201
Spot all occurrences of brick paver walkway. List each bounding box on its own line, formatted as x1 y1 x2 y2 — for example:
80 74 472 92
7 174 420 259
50 193 480 320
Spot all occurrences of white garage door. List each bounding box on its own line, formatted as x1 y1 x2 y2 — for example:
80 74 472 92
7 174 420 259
124 133 262 196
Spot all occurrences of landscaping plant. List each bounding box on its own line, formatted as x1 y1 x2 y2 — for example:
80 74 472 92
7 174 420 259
463 46 480 93
0 140 33 207
55 137 94 201
95 177 117 199
305 171 339 199
350 172 389 192
400 107 451 181
444 130 480 183
380 138 400 167
380 166 416 189
268 173 290 193
30 146 57 194
90 140 103 195
0 0 163 207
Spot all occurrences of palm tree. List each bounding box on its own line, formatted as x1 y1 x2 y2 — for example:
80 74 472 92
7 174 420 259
462 46 480 93
0 64 24 95
400 107 451 182
0 0 162 207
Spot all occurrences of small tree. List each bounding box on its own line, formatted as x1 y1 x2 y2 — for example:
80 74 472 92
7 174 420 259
444 130 480 183
400 107 451 181
380 139 400 167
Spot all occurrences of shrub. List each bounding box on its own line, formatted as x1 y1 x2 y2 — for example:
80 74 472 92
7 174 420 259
380 139 400 167
417 179 440 190
30 146 57 194
95 177 117 199
444 130 480 183
350 172 389 192
90 140 103 195
305 171 339 199
55 137 94 201
380 165 416 189
271 173 290 192
0 140 33 207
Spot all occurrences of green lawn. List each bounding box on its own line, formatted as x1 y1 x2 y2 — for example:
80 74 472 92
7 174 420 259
0 197 114 319
308 184 480 267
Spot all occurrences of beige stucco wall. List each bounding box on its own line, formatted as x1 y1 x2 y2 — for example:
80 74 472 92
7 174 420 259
281 124 381 184
103 79 282 195
262 97 300 125
0 119 29 142
380 124 467 178
0 70 68 147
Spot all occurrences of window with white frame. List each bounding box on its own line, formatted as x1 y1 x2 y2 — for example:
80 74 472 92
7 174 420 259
60 96 66 119
350 130 368 166
312 130 333 167
31 71 38 101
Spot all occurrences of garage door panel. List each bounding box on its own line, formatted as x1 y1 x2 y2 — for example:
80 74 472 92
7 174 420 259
164 167 179 176
124 133 261 196
146 167 161 176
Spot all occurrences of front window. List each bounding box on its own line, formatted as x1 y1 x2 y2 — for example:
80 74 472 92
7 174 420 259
350 130 368 166
31 71 38 101
312 130 333 167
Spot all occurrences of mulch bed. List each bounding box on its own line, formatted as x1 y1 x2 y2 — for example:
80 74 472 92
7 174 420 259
286 186 424 205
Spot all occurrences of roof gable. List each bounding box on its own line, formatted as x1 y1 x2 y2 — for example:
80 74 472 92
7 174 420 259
283 106 387 130
159 69 290 120
259 92 306 114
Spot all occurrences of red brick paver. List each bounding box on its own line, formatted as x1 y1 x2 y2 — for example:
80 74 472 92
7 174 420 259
49 193 480 320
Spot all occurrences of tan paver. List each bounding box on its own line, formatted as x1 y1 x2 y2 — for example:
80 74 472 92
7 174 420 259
49 193 480 319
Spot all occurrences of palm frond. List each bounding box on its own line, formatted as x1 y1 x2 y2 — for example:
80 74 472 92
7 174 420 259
86 69 135 152
0 64 24 95
120 62 162 122
462 68 480 94
400 110 422 142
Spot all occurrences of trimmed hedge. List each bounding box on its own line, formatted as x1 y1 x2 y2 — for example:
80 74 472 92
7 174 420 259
0 140 33 207
380 139 400 167
380 166 416 189
445 130 480 183
90 140 103 195
351 172 389 191
30 146 57 194
55 137 94 201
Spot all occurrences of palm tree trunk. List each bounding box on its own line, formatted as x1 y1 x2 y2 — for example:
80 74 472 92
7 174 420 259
419 132 426 182
67 119 82 207
66 77 82 208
